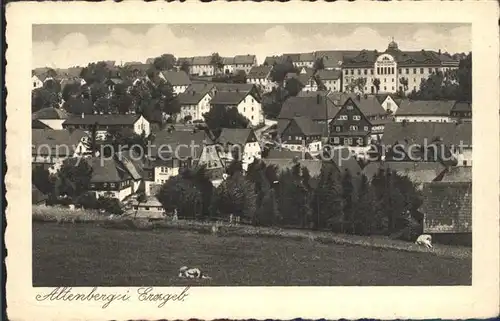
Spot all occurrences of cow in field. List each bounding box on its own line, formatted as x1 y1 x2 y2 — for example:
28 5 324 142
178 266 212 279
415 234 433 249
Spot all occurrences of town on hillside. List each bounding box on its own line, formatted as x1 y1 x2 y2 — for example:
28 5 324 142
32 39 472 250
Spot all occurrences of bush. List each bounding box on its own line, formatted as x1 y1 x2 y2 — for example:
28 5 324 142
96 197 123 215
76 192 99 209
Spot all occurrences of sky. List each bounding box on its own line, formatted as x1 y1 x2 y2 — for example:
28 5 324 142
32 23 471 69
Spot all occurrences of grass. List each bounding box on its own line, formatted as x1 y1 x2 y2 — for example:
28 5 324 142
33 222 472 286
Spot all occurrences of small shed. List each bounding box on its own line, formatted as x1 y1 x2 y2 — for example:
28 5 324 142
132 196 165 219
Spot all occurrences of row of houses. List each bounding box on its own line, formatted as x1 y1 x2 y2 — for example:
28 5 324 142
262 40 463 95
273 91 471 165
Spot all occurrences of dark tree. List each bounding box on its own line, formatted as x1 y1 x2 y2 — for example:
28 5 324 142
203 104 249 132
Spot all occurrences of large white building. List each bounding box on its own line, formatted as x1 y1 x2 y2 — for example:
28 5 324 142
210 90 264 127
341 40 460 95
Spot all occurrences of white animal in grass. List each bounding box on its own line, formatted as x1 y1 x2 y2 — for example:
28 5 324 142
415 234 433 249
178 266 212 279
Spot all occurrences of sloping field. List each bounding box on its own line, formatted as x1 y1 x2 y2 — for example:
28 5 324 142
33 222 471 286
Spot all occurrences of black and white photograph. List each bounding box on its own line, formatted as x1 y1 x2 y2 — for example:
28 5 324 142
5 1 500 320
30 22 474 287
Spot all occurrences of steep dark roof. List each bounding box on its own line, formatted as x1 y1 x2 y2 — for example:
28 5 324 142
299 52 316 62
63 98 94 115
286 116 324 136
63 114 142 126
234 55 256 64
178 91 209 105
32 107 69 120
347 96 386 117
185 82 216 96
382 122 472 146
217 128 253 146
316 69 342 80
282 53 301 62
32 119 51 129
342 50 379 68
263 56 286 66
395 100 456 116
279 96 340 121
161 71 191 86
192 56 212 65
115 151 144 180
247 65 272 79
88 157 131 183
420 181 472 233
210 91 248 105
151 129 212 160
451 102 472 113
314 50 360 69
277 119 291 136
32 129 87 155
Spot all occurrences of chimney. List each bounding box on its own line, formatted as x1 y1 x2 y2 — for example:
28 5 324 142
192 90 196 96
81 112 85 119
356 93 361 101
438 49 442 55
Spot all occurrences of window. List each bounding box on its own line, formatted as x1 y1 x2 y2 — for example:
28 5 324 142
346 105 353 110
463 160 468 166
350 70 354 75
429 68 433 73
288 136 292 140
103 183 108 187
420 68 424 74
349 125 358 131
339 115 348 120
33 82 37 87
371 70 374 75
357 70 361 75
145 207 150 211
336 126 341 132
391 67 394 74
384 78 387 83
345 70 348 75
364 126 369 131
243 108 246 112
406 68 409 74
384 86 387 91
377 67 380 74
90 184 95 189
364 69 367 75
333 137 340 144
357 138 364 145
346 138 353 145
133 206 138 210
398 68 402 74
413 68 417 74
353 115 361 120
392 86 395 90
110 183 115 188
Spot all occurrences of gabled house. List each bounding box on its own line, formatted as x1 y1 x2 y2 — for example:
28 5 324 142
177 90 212 122
297 52 316 68
62 113 150 139
280 116 324 155
217 128 262 171
278 94 340 138
382 122 472 166
105 78 124 92
32 129 89 173
228 55 257 74
376 94 402 114
159 70 192 95
316 69 342 92
247 65 273 90
210 90 264 127
394 100 456 123
285 68 319 92
190 56 214 76
328 96 389 152
87 154 143 202
147 129 222 185
420 181 472 245
450 102 472 123
32 107 69 130
32 75 44 89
